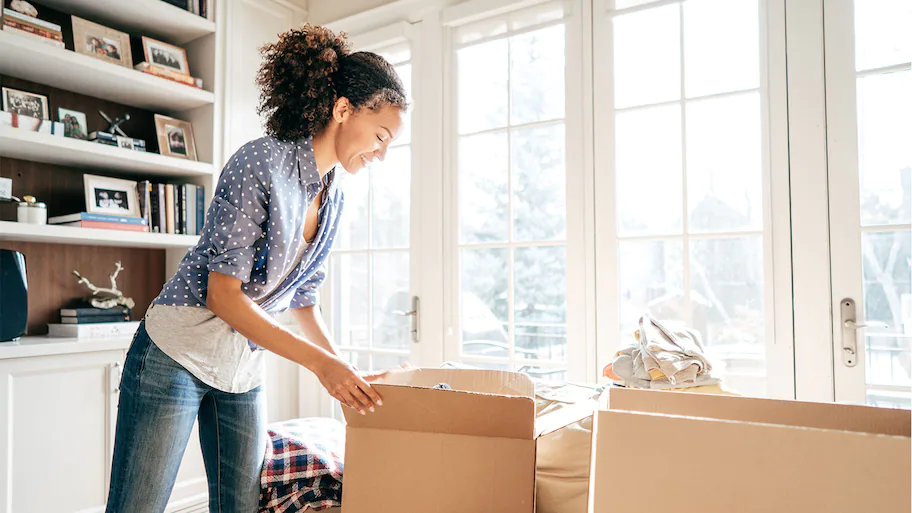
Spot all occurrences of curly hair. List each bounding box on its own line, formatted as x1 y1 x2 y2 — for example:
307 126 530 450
256 24 408 142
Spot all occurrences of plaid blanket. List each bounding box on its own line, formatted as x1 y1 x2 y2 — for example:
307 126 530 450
259 417 345 512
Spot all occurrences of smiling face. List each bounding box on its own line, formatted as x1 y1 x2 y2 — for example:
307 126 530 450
331 98 406 174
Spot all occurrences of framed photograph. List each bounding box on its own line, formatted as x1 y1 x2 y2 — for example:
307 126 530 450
58 108 88 139
83 174 140 218
142 36 190 76
71 16 133 69
2 87 49 120
154 114 197 161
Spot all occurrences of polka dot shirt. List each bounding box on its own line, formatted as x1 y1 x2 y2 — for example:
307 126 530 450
153 135 344 320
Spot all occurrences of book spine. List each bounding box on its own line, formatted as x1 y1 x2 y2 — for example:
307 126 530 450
61 315 131 324
165 184 175 234
196 185 205 234
186 184 197 236
181 185 189 235
3 19 63 40
48 321 141 339
60 307 130 317
1 25 65 47
2 8 62 31
157 184 166 233
70 221 149 232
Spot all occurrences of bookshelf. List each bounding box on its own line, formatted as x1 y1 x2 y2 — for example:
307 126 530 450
0 125 215 178
0 31 215 111
0 0 219 334
37 0 215 45
0 220 200 248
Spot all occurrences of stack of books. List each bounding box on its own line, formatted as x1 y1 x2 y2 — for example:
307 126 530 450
87 130 147 152
59 304 131 324
162 0 211 20
1 8 64 48
48 212 150 232
48 304 139 339
138 180 205 235
135 62 204 89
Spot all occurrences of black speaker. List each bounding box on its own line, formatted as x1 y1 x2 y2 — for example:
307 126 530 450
0 249 28 342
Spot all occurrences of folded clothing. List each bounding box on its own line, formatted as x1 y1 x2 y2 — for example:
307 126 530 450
606 314 719 389
260 417 345 513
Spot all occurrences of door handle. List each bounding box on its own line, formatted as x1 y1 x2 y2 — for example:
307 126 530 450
840 298 889 368
844 319 889 330
392 296 420 344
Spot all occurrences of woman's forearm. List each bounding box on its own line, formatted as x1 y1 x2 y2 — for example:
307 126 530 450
206 273 330 373
290 306 340 357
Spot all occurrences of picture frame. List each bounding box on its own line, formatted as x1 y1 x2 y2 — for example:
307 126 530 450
142 36 190 76
154 114 197 161
71 16 133 69
58 108 88 139
2 87 49 120
83 174 140 218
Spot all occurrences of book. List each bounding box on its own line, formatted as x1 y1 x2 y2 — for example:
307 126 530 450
165 184 175 234
196 185 205 233
138 181 152 228
60 315 131 324
49 212 148 225
3 18 63 40
48 321 140 339
57 220 150 232
151 183 164 233
59 305 130 317
1 24 64 47
2 8 61 32
134 62 203 89
187 184 197 236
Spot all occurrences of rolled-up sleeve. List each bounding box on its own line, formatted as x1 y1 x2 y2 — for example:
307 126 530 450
206 147 271 283
290 265 326 309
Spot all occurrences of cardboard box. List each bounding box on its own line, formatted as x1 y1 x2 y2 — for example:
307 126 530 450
341 368 595 513
589 387 911 513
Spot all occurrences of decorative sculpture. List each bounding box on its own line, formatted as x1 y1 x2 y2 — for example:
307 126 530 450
99 110 131 137
72 262 136 310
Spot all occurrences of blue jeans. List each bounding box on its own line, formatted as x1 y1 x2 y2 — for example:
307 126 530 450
105 321 265 513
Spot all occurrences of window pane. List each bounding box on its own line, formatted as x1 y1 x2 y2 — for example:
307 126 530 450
332 253 369 348
373 353 411 371
512 123 566 242
371 146 411 249
613 4 681 108
618 240 684 336
690 236 766 397
461 248 509 357
616 104 683 236
683 0 759 97
458 39 508 133
854 0 912 71
857 71 911 227
614 0 662 10
514 246 567 363
372 251 411 351
337 173 368 251
341 351 370 370
510 24 565 125
686 92 763 233
459 132 509 243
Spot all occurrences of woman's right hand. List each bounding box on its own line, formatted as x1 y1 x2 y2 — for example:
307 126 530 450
315 354 383 415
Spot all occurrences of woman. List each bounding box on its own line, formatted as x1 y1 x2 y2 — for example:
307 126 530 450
105 25 408 513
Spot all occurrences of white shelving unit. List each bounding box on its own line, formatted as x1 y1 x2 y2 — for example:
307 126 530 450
0 31 215 112
37 0 215 45
0 335 133 359
0 221 200 249
0 126 215 178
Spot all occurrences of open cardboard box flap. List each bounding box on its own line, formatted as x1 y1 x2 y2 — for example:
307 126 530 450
603 386 911 436
377 367 536 397
344 369 596 439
